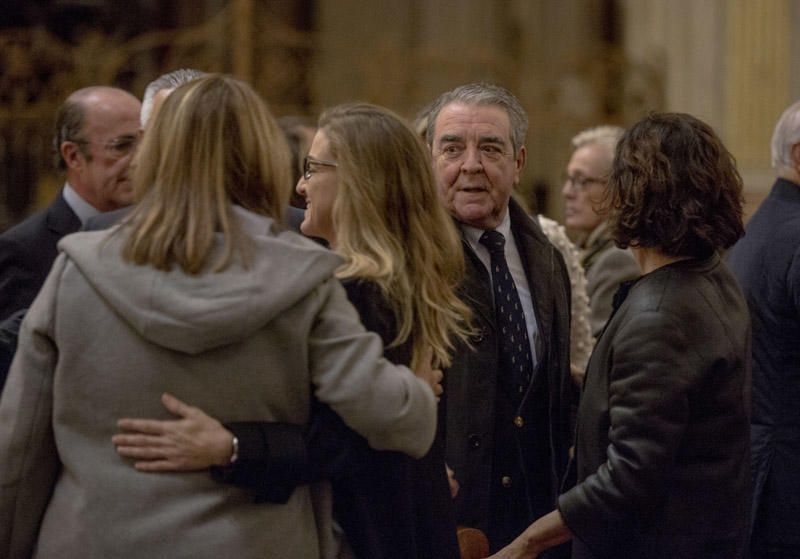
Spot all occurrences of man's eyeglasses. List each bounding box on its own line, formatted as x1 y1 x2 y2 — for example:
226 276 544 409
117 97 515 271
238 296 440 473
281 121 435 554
563 174 606 191
72 135 140 159
303 155 338 180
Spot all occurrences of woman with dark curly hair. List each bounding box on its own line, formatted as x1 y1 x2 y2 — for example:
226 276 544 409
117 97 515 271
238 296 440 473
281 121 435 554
490 112 752 559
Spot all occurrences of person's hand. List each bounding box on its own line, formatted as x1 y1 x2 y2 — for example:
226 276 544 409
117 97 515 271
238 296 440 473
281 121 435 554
413 346 444 400
446 464 460 498
486 540 538 559
112 393 234 472
487 510 571 559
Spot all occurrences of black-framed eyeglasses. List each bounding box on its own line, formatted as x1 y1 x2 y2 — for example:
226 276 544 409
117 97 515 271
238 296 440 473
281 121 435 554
303 155 338 180
71 134 140 159
562 173 605 191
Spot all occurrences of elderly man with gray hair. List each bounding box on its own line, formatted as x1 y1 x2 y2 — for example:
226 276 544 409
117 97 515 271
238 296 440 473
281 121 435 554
728 100 800 559
140 68 206 128
562 126 639 337
426 83 573 556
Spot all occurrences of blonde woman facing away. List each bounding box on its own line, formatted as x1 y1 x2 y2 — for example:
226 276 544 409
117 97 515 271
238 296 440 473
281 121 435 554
111 103 473 558
0 77 438 559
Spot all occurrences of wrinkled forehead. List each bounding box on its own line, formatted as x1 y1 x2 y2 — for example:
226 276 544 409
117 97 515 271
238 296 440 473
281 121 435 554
432 102 513 145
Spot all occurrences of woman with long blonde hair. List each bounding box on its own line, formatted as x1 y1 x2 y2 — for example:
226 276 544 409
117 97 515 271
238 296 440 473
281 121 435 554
113 102 473 558
0 76 438 559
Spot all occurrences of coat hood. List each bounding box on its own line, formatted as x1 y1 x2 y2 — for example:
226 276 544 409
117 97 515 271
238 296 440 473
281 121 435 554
59 207 342 355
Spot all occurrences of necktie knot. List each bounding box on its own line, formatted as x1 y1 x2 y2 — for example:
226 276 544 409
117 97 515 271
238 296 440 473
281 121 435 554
479 230 505 254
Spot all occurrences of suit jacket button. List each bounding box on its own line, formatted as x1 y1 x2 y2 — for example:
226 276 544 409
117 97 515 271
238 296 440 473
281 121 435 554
468 434 481 448
501 475 512 488
471 327 487 344
514 416 524 428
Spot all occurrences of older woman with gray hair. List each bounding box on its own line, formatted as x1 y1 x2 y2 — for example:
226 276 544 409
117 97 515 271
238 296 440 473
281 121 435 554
562 126 640 337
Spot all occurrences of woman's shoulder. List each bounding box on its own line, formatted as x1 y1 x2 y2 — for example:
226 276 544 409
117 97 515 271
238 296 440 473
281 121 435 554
340 278 390 317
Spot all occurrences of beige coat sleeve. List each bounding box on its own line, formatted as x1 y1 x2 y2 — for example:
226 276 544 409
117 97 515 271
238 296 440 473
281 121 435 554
586 248 640 337
306 278 436 459
0 255 66 559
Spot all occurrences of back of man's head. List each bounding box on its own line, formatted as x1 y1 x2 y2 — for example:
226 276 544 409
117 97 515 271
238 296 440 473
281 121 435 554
425 82 528 155
141 69 206 127
771 99 800 178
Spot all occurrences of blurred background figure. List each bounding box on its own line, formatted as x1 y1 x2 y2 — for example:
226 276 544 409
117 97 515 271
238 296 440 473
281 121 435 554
0 75 438 559
562 126 640 337
535 214 593 387
728 99 800 559
492 112 751 559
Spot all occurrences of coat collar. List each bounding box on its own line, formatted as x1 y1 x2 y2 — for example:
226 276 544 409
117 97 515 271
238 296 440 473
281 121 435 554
770 177 800 204
457 199 558 357
46 189 82 237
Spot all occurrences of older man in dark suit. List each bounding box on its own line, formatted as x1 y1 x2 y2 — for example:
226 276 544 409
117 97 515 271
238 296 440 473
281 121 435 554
728 99 800 559
425 83 573 555
0 86 141 322
0 71 212 392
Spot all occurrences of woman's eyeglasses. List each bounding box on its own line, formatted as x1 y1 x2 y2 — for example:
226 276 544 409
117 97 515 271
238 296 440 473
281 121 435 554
303 155 338 180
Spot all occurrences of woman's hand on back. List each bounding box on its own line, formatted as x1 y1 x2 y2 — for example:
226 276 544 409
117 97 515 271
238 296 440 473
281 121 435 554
112 393 234 472
414 346 444 400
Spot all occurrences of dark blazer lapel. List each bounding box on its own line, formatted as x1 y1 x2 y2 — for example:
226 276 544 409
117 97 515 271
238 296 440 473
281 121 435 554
46 191 82 237
508 200 555 369
460 238 495 329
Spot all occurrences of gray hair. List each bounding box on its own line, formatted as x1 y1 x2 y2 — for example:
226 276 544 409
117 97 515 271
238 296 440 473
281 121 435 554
571 125 625 164
140 68 205 127
771 99 800 169
425 83 528 155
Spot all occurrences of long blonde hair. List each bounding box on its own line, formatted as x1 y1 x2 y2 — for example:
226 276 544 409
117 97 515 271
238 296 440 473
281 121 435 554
320 103 472 369
122 74 292 274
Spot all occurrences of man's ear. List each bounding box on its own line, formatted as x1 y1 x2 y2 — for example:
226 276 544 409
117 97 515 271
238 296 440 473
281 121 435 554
513 145 527 185
60 141 84 171
790 142 800 171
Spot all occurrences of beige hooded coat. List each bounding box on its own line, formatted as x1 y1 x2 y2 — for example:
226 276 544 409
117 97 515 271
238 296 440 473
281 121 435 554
0 207 436 559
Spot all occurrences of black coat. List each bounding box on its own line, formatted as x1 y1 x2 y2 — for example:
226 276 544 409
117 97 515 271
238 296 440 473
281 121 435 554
0 191 81 392
444 200 574 553
219 278 460 559
559 253 752 559
0 190 81 321
727 178 800 551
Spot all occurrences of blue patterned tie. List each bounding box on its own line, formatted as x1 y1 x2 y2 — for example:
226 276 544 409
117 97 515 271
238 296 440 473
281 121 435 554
479 230 533 396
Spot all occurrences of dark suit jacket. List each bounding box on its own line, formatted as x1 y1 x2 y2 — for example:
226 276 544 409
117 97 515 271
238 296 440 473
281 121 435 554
728 177 800 551
559 253 751 559
444 199 574 553
0 191 81 321
0 191 81 392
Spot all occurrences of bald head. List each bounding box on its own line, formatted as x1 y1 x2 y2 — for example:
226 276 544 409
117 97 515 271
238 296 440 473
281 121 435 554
56 86 142 212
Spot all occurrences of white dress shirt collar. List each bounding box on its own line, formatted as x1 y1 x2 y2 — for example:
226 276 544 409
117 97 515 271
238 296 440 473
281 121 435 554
62 182 101 226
